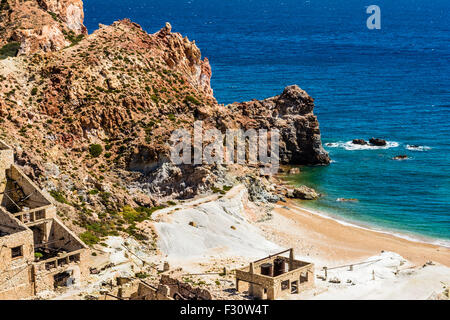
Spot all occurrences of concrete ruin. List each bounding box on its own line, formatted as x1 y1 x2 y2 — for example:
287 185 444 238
101 275 213 300
0 140 89 299
235 248 314 300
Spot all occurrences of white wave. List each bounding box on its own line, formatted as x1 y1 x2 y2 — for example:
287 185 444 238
325 141 399 151
406 144 431 152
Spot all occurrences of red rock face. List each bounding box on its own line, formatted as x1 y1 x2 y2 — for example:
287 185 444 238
0 0 86 55
38 0 87 34
200 58 213 97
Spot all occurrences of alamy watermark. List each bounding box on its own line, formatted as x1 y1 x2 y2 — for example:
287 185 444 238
169 121 280 175
366 5 381 29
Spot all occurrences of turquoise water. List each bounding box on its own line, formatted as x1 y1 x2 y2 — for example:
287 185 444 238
83 0 450 243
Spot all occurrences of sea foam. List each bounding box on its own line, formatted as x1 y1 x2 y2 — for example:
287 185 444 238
325 141 399 151
406 144 431 151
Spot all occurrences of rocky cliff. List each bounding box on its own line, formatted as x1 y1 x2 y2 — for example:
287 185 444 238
0 0 86 55
0 0 329 241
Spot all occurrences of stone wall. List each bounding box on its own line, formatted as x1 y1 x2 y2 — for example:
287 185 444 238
235 251 315 300
8 165 52 209
0 141 13 202
0 140 90 299
0 214 35 300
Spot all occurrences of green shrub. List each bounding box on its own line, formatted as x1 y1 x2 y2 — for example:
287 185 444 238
211 186 226 195
49 190 68 204
150 94 159 103
121 205 165 224
48 11 59 22
89 144 103 157
135 272 149 279
80 231 100 246
0 42 20 59
184 95 201 105
63 30 84 46
88 189 99 195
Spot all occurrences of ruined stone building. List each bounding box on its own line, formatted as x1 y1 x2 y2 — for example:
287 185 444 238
0 140 89 299
235 248 314 300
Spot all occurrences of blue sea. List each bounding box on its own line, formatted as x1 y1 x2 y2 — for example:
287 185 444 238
83 0 450 244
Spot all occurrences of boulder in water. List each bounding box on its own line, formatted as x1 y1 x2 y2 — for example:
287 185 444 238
291 186 320 200
369 138 387 146
352 139 367 145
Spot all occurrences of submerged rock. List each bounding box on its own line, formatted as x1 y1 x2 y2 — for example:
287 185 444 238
337 198 358 202
288 167 300 175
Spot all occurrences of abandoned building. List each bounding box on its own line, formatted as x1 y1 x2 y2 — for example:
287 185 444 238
0 140 89 299
235 248 314 300
101 274 213 300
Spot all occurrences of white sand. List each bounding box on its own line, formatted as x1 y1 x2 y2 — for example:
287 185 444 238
308 252 449 300
154 185 280 263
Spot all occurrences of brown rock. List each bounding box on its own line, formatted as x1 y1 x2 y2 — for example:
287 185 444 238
0 0 86 55
369 138 387 146
0 1 330 214
352 139 367 145
286 186 320 200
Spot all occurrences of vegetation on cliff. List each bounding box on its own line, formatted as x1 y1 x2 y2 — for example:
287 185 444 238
0 0 329 244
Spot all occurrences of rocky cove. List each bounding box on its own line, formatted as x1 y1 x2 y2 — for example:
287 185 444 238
0 0 449 301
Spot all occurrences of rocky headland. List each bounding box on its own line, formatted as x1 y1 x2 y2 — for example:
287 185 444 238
0 0 328 244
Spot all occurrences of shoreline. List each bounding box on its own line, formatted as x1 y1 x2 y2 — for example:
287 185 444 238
293 201 450 249
278 172 449 250
262 199 450 267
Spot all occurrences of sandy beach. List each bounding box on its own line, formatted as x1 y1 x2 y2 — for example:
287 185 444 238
48 185 449 300
259 200 450 268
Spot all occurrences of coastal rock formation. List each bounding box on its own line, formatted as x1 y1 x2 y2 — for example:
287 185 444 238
38 0 86 34
369 138 387 146
352 139 367 145
225 85 330 165
0 0 329 240
0 0 86 55
286 186 320 200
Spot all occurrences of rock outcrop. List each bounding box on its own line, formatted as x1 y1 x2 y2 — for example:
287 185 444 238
369 138 387 146
224 85 330 165
0 0 329 238
0 0 86 55
289 186 321 200
352 139 367 145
